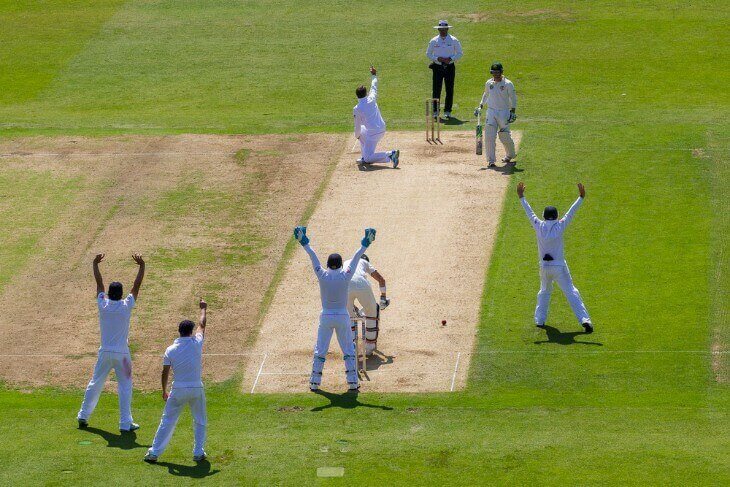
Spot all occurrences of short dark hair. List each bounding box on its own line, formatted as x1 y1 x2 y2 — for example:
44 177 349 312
361 254 369 262
356 85 367 98
179 320 195 337
543 206 558 221
108 282 123 301
327 253 343 269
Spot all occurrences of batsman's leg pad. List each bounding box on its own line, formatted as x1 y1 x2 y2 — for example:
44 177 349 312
485 123 498 162
343 354 358 384
498 129 516 158
310 355 325 386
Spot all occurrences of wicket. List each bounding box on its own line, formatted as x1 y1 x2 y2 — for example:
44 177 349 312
425 98 441 143
351 314 367 375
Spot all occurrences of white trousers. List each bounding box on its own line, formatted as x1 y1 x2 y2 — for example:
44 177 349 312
359 129 390 164
485 108 516 163
348 286 378 354
311 312 358 387
535 265 590 325
77 351 134 430
149 387 207 458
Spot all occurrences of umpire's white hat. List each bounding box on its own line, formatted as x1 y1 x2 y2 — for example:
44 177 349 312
433 20 452 29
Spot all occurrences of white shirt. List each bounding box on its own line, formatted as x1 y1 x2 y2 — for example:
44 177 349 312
163 333 204 388
353 76 386 138
426 34 463 64
97 292 135 353
480 77 517 111
520 197 583 267
344 258 376 289
303 244 367 313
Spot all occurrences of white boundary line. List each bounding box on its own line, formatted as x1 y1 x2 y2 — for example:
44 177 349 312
249 353 268 394
450 352 462 392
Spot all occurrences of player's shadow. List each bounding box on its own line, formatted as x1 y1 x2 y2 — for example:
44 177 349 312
81 427 150 450
534 325 603 346
365 352 394 371
358 163 397 172
151 459 220 479
310 390 394 412
442 116 465 126
478 164 523 174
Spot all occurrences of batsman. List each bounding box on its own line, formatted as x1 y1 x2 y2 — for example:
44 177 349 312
475 62 518 167
346 254 389 357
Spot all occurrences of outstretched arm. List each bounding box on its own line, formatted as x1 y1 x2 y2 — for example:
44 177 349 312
561 183 585 228
93 254 105 297
196 298 207 337
368 66 378 101
303 244 323 273
517 182 540 229
130 254 145 300
346 228 376 279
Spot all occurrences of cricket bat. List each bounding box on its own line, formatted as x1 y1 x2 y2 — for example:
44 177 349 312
475 107 483 155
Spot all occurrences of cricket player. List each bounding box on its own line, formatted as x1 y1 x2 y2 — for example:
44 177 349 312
354 66 400 168
144 298 209 463
346 254 389 356
77 253 145 432
294 226 376 391
475 62 517 167
517 182 593 333
426 20 463 120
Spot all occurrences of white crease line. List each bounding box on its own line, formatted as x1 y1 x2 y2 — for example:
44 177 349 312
450 352 462 392
0 151 238 157
250 353 268 394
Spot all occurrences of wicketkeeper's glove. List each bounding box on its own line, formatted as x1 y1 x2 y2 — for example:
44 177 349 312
293 226 309 246
379 296 390 309
473 107 481 117
508 111 517 123
361 228 376 248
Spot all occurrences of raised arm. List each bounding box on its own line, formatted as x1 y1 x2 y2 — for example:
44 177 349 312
130 254 145 300
294 226 323 274
517 182 540 229
196 298 207 336
367 66 378 101
346 228 376 279
560 183 585 228
93 254 105 297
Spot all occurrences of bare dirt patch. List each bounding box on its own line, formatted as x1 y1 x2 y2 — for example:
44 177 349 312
243 130 520 393
0 134 343 389
450 9 575 24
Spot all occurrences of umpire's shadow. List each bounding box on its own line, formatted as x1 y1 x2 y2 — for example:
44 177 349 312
151 459 220 479
81 427 149 450
478 164 523 175
534 325 603 346
310 390 394 412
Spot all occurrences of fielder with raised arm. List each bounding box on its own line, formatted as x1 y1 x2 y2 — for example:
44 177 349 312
77 253 145 432
145 298 209 464
346 254 389 357
517 182 593 333
354 66 399 168
294 226 376 391
475 62 517 167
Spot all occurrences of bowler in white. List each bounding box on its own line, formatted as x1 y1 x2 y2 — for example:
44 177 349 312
145 298 209 463
77 253 145 432
354 66 400 168
517 182 593 333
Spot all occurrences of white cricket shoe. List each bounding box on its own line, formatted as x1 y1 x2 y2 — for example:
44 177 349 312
309 382 319 391
193 452 207 462
143 450 158 463
121 422 140 433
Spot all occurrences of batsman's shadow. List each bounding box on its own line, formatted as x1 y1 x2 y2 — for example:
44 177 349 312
442 117 465 126
310 390 394 412
81 427 150 450
478 164 524 175
534 325 603 346
358 163 398 172
151 459 220 479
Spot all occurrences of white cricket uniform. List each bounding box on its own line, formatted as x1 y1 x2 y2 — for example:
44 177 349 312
303 243 366 388
78 292 136 430
426 33 463 65
149 333 207 458
354 76 391 164
345 258 379 354
480 77 517 163
520 197 591 325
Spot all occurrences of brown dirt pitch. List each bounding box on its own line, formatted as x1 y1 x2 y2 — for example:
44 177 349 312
243 130 521 393
0 134 342 388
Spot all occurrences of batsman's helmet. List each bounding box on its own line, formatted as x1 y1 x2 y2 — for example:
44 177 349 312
361 254 369 262
490 62 503 73
543 206 558 221
327 253 343 269
108 281 123 301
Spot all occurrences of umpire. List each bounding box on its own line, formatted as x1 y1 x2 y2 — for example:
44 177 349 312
426 20 463 120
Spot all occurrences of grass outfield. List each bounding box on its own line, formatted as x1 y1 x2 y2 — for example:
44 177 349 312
1 0 728 484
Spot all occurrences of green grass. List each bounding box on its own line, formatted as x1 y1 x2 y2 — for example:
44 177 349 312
0 0 728 484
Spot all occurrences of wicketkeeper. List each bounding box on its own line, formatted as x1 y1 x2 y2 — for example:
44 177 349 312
475 62 517 167
346 254 389 357
294 226 376 391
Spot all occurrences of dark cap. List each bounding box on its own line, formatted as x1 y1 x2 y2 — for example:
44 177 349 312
490 62 504 73
543 206 558 221
327 253 343 270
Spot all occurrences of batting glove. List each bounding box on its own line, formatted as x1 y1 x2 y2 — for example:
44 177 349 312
508 111 517 123
294 226 309 246
380 296 390 309
361 228 376 248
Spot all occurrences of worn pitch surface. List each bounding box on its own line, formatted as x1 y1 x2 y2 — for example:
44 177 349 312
244 130 521 393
